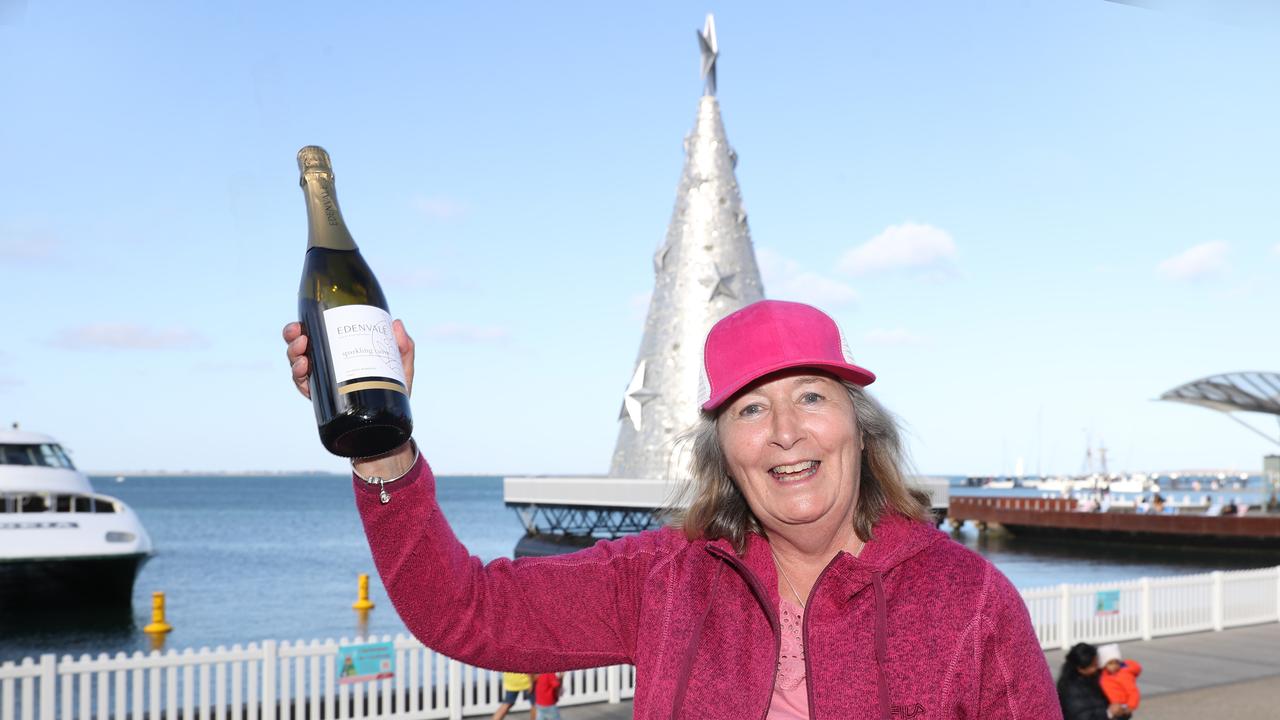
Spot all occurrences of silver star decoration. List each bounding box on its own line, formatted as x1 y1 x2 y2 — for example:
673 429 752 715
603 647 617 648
620 360 660 432
698 14 718 97
706 263 737 301
653 243 670 273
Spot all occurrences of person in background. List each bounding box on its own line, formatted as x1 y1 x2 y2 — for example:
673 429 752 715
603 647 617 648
1096 643 1141 718
491 672 535 720
283 299 1061 718
1057 643 1125 720
1220 498 1238 516
534 672 564 720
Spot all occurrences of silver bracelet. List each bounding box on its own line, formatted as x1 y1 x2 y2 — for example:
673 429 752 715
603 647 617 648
352 442 419 505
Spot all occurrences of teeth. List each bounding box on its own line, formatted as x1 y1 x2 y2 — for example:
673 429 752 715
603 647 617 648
772 460 817 474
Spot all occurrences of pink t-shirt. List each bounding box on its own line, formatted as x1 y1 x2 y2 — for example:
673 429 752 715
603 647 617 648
769 597 809 719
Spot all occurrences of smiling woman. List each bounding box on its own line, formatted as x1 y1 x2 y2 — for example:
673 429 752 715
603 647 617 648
283 299 1061 719
670 301 1054 719
682 374 930 552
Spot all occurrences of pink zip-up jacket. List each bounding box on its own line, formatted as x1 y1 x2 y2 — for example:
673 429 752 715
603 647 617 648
355 454 1061 719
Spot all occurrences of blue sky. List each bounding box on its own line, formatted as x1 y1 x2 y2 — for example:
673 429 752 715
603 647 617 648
3 1 1279 475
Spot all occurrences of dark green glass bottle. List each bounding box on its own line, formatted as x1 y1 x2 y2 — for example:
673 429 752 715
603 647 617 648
296 146 412 457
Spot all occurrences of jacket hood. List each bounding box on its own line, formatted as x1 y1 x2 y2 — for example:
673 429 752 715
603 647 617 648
829 513 947 588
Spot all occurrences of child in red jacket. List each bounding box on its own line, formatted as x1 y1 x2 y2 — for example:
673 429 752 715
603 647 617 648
1097 643 1141 717
533 672 563 720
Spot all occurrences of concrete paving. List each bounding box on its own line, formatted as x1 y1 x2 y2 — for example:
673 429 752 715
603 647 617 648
505 622 1280 719
1139 676 1280 720
1044 622 1280 697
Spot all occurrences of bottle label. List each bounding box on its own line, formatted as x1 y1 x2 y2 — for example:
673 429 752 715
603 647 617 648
322 305 408 395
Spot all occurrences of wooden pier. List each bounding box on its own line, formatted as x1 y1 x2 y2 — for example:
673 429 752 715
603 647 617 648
948 496 1280 548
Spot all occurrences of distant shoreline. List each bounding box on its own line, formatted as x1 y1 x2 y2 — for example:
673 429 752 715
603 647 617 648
86 471 506 478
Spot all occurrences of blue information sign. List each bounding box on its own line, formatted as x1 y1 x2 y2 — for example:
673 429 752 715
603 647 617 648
1095 590 1120 616
336 642 395 685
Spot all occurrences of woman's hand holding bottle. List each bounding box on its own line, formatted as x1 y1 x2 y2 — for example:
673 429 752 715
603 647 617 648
283 319 417 479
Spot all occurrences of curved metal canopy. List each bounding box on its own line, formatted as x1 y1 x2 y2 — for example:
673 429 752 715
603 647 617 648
1159 372 1280 416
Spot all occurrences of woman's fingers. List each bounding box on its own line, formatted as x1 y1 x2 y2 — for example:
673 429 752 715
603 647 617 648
283 322 312 399
284 318 412 400
393 319 415 396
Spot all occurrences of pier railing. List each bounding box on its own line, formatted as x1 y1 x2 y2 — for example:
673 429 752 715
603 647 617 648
4 566 1278 719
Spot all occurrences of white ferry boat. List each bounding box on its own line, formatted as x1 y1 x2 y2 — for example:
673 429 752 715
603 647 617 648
0 429 153 607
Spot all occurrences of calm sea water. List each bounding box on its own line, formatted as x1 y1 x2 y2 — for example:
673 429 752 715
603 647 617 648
1 474 1277 663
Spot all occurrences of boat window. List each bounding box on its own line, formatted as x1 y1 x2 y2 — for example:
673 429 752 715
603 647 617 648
42 444 75 469
16 494 50 513
0 444 76 469
1 493 117 513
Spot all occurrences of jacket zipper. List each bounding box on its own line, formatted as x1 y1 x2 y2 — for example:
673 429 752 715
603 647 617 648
800 555 847 720
705 546 781 720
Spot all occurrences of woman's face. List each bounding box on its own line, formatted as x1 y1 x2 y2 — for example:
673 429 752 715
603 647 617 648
1077 658 1099 676
717 371 861 535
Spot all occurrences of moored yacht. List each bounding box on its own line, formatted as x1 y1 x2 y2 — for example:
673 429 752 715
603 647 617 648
0 429 153 607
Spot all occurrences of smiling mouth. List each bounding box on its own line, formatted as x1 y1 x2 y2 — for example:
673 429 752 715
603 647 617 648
769 460 820 481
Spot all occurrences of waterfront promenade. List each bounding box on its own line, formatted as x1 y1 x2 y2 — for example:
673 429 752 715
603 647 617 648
515 623 1280 719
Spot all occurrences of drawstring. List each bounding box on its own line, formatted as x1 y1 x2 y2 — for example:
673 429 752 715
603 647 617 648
872 571 891 720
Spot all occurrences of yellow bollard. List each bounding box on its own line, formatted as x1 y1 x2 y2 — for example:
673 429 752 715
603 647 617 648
355 608 370 640
352 573 375 610
147 631 167 653
143 591 173 634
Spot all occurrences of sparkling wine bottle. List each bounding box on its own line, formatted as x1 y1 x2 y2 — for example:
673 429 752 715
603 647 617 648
296 145 412 457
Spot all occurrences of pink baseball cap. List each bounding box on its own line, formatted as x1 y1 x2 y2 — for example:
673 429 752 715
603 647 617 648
699 300 875 412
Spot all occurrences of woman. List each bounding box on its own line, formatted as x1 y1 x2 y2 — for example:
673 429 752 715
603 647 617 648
283 299 1059 719
1057 643 1124 720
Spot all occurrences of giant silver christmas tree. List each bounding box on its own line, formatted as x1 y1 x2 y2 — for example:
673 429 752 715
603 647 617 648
608 15 766 480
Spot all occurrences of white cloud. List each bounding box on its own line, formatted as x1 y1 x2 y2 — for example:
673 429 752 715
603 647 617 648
0 227 57 262
863 328 927 347
1156 241 1229 281
50 324 207 350
412 195 467 220
838 221 957 277
757 248 858 308
424 323 509 343
1272 243 1280 257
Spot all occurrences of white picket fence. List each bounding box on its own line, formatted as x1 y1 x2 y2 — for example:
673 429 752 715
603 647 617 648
0 637 636 720
3 565 1278 720
1021 564 1280 650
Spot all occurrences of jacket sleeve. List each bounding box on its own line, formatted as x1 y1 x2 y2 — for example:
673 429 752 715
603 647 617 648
974 566 1064 719
1124 661 1142 708
1060 680 1110 720
353 454 674 672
